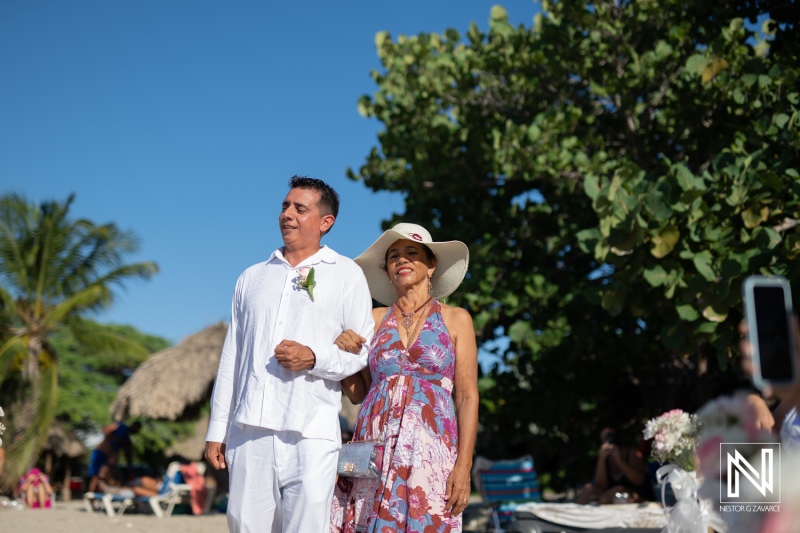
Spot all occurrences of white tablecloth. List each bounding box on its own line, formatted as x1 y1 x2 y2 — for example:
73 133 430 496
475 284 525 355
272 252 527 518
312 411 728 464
513 502 667 529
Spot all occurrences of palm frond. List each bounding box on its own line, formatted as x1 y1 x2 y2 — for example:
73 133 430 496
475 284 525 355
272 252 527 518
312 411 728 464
0 334 25 361
43 285 108 330
0 348 58 493
91 261 159 289
69 318 151 363
0 335 26 387
0 194 39 296
0 285 18 312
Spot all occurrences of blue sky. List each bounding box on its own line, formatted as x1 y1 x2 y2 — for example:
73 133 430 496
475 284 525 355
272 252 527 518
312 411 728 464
1 1 540 344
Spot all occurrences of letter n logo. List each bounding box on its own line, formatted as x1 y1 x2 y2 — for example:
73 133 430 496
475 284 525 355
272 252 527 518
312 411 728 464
720 443 781 504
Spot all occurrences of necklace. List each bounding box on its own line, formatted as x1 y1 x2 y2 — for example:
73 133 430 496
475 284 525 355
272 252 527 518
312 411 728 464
399 298 431 350
398 297 433 333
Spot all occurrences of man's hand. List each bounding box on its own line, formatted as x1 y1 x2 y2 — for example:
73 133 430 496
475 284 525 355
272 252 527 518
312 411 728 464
274 340 316 370
334 330 366 355
205 441 227 470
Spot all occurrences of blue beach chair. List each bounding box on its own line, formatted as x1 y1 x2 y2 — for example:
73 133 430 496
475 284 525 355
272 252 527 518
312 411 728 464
83 461 190 517
478 455 542 532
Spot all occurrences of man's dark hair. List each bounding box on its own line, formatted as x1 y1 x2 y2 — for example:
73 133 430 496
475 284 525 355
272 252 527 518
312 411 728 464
289 176 340 233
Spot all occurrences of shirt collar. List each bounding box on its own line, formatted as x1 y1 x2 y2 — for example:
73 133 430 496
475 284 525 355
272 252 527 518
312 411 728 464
267 245 338 268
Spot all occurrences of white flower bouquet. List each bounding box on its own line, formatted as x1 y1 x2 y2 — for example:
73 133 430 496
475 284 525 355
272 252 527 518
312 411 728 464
643 409 698 471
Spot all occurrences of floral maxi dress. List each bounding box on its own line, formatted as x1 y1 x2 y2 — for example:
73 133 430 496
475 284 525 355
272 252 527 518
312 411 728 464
330 300 461 533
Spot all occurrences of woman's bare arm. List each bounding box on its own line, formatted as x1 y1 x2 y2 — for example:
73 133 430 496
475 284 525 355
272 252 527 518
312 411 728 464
341 368 369 404
441 304 479 517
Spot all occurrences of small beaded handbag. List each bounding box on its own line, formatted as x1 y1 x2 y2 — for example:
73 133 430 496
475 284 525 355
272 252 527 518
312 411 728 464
336 439 384 479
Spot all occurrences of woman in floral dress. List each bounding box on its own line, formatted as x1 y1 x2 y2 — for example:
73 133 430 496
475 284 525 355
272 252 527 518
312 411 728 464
330 223 479 533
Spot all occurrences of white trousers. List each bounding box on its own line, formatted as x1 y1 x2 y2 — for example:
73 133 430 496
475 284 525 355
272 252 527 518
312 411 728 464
225 424 339 533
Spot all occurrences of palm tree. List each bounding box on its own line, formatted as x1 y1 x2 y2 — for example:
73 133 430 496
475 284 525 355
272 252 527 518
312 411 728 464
0 193 158 490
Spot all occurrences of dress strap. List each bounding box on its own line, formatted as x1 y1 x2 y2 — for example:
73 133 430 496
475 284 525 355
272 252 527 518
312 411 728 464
377 305 395 330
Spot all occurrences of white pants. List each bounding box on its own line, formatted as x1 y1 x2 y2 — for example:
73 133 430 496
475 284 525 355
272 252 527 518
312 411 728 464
225 424 339 533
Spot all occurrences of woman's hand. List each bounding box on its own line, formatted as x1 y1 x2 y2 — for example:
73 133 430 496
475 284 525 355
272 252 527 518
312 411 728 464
599 442 618 460
334 329 366 355
443 462 472 517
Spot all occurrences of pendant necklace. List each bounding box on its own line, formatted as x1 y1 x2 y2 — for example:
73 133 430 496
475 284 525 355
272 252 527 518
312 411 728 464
399 297 431 351
398 296 433 335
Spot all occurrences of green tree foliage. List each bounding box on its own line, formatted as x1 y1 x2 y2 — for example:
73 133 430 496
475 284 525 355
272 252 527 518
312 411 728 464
52 323 194 470
349 0 799 485
52 323 168 431
0 193 158 488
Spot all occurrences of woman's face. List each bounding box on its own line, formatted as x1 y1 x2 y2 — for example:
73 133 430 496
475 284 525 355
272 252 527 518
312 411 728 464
385 239 436 293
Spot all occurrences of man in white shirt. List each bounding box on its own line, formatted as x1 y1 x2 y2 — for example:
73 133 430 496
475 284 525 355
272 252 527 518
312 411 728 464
204 176 374 533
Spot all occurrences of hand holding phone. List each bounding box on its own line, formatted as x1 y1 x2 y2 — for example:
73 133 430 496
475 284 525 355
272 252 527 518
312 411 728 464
742 275 798 390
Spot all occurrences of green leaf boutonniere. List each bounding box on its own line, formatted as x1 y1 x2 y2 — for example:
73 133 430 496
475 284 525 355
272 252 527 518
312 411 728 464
297 266 316 301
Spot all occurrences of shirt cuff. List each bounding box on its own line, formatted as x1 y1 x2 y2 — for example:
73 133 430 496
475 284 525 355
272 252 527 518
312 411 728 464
206 420 228 443
308 345 330 377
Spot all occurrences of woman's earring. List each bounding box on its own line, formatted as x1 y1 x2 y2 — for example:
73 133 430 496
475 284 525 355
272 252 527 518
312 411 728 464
428 276 432 292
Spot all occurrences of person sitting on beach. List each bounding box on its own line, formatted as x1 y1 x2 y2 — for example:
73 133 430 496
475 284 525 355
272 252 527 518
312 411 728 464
18 468 54 509
576 427 649 504
88 420 142 492
96 454 161 498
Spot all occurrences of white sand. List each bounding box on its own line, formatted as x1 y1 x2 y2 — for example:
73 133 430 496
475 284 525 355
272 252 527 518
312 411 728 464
0 496 488 532
0 500 228 532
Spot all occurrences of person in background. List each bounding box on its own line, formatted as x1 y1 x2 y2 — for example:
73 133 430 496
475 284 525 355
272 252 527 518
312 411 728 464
87 420 142 492
18 468 54 509
576 427 649 504
96 453 161 498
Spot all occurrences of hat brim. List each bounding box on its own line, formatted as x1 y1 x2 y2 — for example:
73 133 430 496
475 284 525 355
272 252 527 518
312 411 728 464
354 229 469 306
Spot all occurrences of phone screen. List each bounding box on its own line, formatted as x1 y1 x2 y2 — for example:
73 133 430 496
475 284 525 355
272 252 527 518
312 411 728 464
753 285 794 381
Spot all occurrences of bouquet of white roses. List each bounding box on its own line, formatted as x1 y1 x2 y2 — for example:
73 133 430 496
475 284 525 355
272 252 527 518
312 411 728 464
643 409 698 471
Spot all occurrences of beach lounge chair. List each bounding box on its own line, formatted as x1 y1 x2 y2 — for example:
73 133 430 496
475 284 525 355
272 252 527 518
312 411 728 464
477 455 542 532
83 461 189 517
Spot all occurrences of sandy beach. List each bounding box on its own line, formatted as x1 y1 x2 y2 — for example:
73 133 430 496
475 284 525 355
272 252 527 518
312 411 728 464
0 500 229 533
0 497 489 532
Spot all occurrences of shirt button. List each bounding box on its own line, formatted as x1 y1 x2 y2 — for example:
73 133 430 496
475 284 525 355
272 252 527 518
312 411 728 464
279 321 283 325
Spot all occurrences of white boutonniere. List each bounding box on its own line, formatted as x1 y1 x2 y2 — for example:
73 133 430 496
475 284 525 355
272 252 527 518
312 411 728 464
296 266 316 301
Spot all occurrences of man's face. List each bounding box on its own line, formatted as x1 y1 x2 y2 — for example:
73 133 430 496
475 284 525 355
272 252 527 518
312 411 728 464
279 187 333 249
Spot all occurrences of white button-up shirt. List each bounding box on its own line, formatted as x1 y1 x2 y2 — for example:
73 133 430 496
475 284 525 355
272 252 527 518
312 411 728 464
206 245 374 443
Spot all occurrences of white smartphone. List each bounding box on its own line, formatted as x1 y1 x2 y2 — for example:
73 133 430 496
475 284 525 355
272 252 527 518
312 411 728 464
742 275 797 389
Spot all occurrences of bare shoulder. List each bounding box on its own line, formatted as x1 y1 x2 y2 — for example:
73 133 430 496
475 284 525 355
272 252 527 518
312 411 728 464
439 303 472 327
439 302 474 332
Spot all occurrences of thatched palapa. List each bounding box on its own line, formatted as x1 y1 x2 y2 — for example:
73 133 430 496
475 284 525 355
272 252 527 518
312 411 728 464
110 322 228 421
44 422 86 458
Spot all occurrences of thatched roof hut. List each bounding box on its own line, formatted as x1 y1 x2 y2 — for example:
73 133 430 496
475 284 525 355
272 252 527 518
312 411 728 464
110 322 228 421
44 422 85 458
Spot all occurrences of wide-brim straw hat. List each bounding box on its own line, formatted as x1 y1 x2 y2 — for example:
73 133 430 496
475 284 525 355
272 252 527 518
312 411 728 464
354 222 469 305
